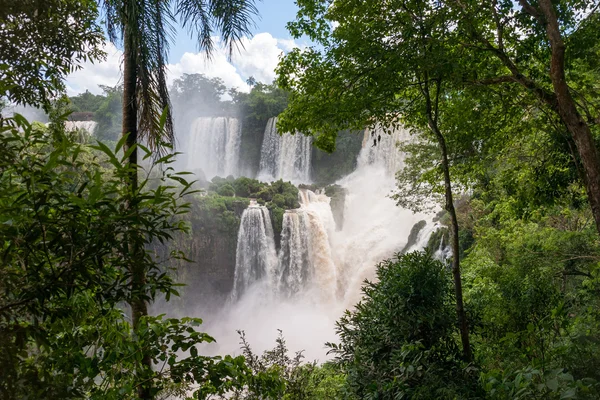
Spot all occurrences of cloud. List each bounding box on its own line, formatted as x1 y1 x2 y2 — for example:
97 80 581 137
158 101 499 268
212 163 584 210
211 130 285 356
232 32 285 84
66 42 123 95
166 43 251 92
66 32 298 96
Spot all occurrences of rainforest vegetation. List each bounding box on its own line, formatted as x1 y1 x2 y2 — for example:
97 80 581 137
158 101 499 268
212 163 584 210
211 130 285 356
2 0 600 399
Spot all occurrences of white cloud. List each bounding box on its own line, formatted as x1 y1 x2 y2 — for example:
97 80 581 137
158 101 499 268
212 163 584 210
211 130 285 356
166 43 251 92
66 42 123 95
66 32 299 96
277 38 300 52
231 32 285 84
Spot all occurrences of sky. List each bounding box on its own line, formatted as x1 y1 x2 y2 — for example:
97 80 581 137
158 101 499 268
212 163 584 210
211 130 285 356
65 0 302 96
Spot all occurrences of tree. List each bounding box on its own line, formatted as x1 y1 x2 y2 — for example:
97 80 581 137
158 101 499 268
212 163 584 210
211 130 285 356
0 114 255 399
327 252 480 399
170 73 233 136
246 75 257 87
0 0 104 109
101 3 258 397
444 0 600 235
277 0 474 361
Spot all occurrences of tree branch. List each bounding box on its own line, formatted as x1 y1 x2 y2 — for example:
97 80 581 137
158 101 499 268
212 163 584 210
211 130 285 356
517 0 545 24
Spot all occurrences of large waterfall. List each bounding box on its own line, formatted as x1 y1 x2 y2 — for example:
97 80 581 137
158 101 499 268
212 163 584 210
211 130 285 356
231 201 278 301
186 117 241 179
202 122 443 362
258 117 312 183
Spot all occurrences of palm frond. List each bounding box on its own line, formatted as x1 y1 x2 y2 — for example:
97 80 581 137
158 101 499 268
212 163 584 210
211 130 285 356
101 0 121 44
176 0 259 58
176 0 216 56
99 0 258 159
119 0 175 156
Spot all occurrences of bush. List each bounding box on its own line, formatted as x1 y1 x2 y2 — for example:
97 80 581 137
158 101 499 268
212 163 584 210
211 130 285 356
217 183 235 197
206 330 356 400
0 115 251 399
328 251 481 399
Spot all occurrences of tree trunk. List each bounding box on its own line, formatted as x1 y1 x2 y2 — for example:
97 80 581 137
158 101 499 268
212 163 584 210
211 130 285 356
123 30 138 191
423 80 473 362
430 122 473 362
538 0 600 236
122 29 153 400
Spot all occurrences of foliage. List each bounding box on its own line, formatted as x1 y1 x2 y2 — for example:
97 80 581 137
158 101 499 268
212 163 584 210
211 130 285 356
0 0 105 109
68 85 123 142
171 74 229 111
328 251 480 399
69 90 106 113
170 74 236 140
206 330 356 400
311 130 363 185
232 82 289 123
460 197 600 397
208 176 300 245
101 0 259 159
0 115 253 399
231 83 290 177
191 192 249 236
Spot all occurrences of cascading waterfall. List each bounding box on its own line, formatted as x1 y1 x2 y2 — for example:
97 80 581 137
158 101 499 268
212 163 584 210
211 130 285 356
333 124 439 306
277 189 337 302
205 122 445 361
258 117 312 183
277 210 312 296
231 201 278 301
64 121 97 135
357 124 412 175
186 117 241 179
434 233 453 262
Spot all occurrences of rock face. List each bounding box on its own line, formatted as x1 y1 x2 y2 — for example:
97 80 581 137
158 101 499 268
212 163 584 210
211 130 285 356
325 185 347 231
152 196 248 307
184 225 238 296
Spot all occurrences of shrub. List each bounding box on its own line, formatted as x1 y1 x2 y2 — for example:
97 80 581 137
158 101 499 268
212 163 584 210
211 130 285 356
328 251 481 399
217 183 235 197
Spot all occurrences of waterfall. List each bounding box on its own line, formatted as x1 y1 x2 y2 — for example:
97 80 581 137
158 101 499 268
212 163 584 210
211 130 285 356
186 117 241 179
278 210 312 296
258 117 312 183
357 124 412 175
207 122 444 362
64 121 97 135
277 189 337 302
434 232 453 262
404 221 444 254
231 201 278 301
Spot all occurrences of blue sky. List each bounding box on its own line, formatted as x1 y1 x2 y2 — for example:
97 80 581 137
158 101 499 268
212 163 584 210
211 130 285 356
66 0 303 95
170 0 300 60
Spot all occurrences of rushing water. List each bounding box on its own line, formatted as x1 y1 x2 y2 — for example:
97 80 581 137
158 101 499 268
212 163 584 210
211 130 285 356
64 121 97 135
258 117 312 183
231 201 278 301
276 190 338 302
203 122 444 361
186 117 241 179
357 124 412 175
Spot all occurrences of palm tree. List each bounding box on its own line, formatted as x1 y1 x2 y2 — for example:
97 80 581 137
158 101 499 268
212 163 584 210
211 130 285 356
100 1 258 397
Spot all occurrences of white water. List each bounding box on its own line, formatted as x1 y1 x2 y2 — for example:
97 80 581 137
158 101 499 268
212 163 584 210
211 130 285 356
358 124 411 175
64 121 97 135
231 201 278 301
200 123 445 362
257 117 312 183
186 117 241 179
333 125 438 306
276 190 338 302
